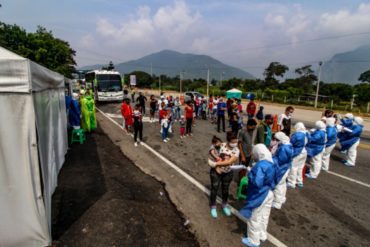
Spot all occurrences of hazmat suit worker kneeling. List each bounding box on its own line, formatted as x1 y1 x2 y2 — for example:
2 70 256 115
240 144 276 247
271 132 293 209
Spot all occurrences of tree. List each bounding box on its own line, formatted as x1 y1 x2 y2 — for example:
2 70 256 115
358 69 370 83
125 71 153 88
0 22 76 77
320 83 353 101
263 62 289 89
294 65 317 92
354 83 370 104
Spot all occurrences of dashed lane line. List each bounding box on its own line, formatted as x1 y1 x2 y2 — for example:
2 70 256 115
326 171 370 188
97 107 287 247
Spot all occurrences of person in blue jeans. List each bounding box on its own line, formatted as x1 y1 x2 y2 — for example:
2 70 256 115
217 97 227 132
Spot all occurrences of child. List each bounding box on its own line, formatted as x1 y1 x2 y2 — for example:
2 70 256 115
132 104 143 147
161 116 170 143
179 115 186 138
208 136 224 176
121 98 133 133
256 106 264 122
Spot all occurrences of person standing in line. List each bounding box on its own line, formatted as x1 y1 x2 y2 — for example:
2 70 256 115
208 132 240 218
240 144 276 247
272 132 293 210
287 122 309 188
149 95 157 123
256 106 264 123
256 114 273 147
239 119 258 166
131 88 136 102
246 95 257 119
217 97 227 132
136 92 147 114
321 117 337 171
161 115 170 143
230 104 240 136
339 116 364 167
121 98 133 133
278 106 294 136
174 96 181 121
179 115 186 138
305 121 327 179
184 101 194 136
132 104 143 147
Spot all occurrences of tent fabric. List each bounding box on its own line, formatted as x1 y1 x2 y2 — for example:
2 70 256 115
226 88 242 99
0 46 68 246
0 94 50 247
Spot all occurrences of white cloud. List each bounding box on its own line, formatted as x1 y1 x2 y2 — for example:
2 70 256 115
319 3 370 33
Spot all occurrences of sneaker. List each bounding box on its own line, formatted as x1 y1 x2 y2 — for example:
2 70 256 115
297 183 304 188
343 161 355 167
180 136 183 139
163 139 168 143
166 138 170 141
272 203 281 210
134 142 138 147
340 150 347 154
287 183 295 189
305 173 315 179
241 237 259 247
222 206 231 217
210 208 218 218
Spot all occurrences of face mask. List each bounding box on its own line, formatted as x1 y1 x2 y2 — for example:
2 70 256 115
288 112 292 117
215 145 221 150
229 143 238 148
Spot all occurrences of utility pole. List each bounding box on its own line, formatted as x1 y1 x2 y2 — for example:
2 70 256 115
207 69 210 99
150 63 153 77
314 61 323 108
159 75 161 94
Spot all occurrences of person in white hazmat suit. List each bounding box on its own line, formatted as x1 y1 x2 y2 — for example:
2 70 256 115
287 122 309 188
305 121 327 179
339 116 364 167
271 132 293 209
321 117 337 171
239 144 276 247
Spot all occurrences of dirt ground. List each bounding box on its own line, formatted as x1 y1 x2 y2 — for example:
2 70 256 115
52 128 199 247
97 101 370 247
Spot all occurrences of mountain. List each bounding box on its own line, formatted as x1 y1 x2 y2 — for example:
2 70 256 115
321 45 370 84
79 50 255 80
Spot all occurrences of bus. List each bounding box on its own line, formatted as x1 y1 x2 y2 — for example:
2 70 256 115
85 70 124 102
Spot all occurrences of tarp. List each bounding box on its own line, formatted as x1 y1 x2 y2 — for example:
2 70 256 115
0 46 68 247
226 88 242 99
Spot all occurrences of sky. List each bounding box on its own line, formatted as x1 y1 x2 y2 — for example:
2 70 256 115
2 0 370 77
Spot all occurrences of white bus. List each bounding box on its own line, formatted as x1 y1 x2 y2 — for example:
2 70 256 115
85 70 124 102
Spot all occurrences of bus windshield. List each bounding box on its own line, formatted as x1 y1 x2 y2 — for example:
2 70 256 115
96 74 122 92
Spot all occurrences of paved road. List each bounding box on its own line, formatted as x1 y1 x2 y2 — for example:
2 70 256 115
98 102 370 247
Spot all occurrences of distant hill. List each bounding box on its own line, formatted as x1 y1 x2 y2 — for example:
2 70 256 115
79 50 255 80
321 45 370 84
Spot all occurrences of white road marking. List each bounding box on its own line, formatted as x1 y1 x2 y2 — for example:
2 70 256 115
97 107 287 247
105 113 155 123
326 171 370 188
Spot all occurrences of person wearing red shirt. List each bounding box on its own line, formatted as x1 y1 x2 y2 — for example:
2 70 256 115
185 101 194 136
247 98 256 119
121 98 133 132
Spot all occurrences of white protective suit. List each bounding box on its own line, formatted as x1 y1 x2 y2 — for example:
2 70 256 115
272 132 292 209
306 121 327 178
345 117 363 166
321 117 337 171
287 122 308 188
244 144 274 247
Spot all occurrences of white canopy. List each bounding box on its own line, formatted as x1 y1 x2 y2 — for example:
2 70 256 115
0 47 68 247
227 88 242 93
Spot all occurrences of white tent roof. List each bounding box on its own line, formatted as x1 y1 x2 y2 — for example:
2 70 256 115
227 88 242 93
0 46 64 93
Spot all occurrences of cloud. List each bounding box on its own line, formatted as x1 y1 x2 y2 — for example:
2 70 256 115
319 3 370 33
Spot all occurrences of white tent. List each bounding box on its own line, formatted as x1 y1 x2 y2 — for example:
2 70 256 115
0 47 68 246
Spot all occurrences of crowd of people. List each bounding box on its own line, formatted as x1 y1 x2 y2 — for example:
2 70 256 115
119 90 364 247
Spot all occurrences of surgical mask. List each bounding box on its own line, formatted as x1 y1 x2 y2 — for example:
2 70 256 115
229 143 238 148
288 112 293 117
341 118 353 128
